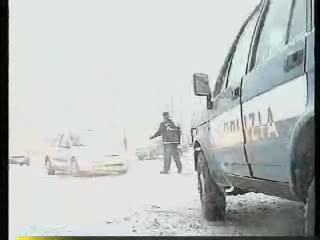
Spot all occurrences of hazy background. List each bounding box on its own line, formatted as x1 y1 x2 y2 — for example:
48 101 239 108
9 0 260 151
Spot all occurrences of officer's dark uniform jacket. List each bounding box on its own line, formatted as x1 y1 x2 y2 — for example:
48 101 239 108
150 119 180 144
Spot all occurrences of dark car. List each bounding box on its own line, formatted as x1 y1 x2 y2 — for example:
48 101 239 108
136 139 184 160
192 0 314 235
136 140 165 160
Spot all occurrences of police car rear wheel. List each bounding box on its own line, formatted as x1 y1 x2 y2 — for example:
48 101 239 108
197 151 226 221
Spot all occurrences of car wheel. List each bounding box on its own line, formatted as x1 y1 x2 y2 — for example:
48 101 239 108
46 159 55 175
25 159 30 166
305 178 315 236
119 168 128 174
70 159 80 177
197 151 226 221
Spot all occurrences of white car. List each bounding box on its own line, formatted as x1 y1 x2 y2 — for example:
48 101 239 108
45 130 128 176
9 144 30 166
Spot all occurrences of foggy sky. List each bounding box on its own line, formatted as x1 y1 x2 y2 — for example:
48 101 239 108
9 0 260 149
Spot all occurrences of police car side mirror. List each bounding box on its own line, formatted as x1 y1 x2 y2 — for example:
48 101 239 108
193 73 210 96
193 73 213 109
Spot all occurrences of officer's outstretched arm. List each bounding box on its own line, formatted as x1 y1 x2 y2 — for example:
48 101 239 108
150 124 163 139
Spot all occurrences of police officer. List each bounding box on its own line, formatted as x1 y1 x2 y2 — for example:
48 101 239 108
149 112 182 174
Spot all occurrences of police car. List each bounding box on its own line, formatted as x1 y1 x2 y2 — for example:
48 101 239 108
191 0 314 235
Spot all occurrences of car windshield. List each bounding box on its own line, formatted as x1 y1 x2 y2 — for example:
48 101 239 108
70 131 122 153
70 133 88 146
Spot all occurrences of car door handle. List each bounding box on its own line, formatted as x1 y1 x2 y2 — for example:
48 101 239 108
231 86 240 100
284 49 304 72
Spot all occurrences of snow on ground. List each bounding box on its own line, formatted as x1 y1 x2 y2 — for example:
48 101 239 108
9 150 305 238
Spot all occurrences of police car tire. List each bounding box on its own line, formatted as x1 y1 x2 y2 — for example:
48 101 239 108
197 151 226 221
225 186 247 196
305 178 315 236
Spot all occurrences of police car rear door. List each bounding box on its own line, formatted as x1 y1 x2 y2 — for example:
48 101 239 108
241 0 307 182
207 5 261 177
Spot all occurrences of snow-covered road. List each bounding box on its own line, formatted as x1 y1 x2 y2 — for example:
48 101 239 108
9 151 305 238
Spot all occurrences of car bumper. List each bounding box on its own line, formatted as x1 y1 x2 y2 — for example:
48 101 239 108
9 157 30 165
83 163 128 173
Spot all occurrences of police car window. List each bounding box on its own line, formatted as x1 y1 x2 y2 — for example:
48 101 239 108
226 9 259 88
288 0 306 41
254 0 292 66
213 59 231 97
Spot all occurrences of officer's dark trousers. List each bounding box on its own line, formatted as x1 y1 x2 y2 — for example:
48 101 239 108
163 144 182 173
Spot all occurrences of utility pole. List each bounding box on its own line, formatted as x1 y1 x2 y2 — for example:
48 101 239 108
179 96 183 143
123 128 127 151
